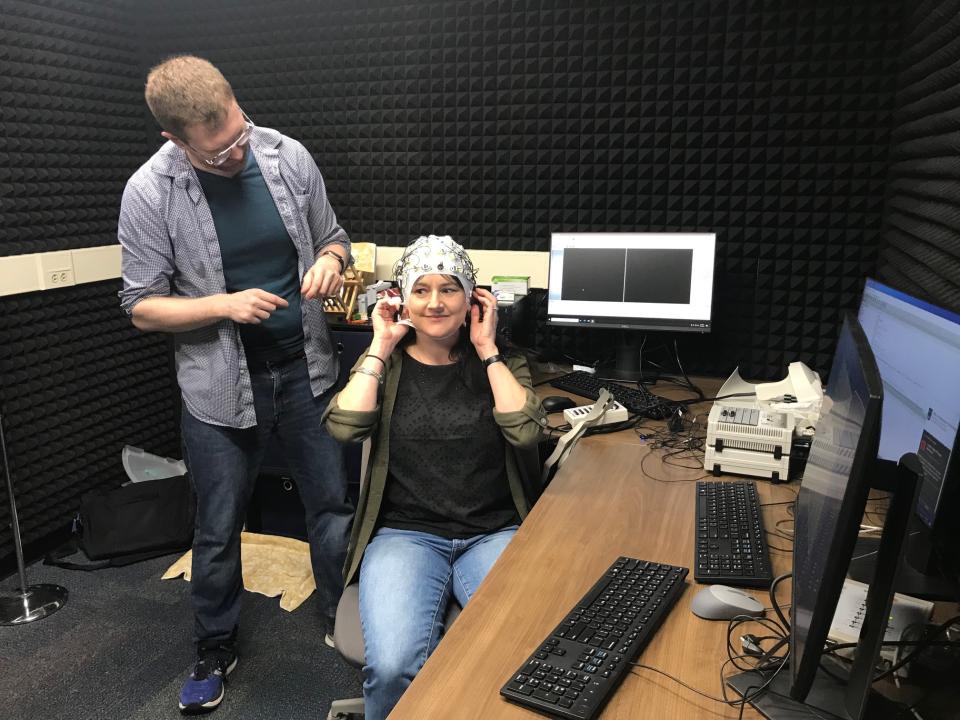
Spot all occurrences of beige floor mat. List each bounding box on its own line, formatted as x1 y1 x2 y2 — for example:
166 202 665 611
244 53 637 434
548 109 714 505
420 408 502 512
163 531 315 611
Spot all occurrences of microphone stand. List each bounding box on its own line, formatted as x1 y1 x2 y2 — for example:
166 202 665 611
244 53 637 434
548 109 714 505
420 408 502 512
0 410 67 624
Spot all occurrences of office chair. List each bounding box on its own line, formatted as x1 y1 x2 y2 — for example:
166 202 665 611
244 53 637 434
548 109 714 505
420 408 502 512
326 584 462 720
326 404 609 719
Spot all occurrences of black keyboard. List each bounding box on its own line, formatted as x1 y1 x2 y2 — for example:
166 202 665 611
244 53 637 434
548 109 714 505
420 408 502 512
500 556 688 720
694 481 773 587
548 371 674 420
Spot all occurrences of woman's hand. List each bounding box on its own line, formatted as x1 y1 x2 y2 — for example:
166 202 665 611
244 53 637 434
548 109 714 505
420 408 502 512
370 297 410 355
470 288 499 359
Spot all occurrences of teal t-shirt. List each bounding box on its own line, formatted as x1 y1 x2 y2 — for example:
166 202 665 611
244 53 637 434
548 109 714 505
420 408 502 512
197 150 305 364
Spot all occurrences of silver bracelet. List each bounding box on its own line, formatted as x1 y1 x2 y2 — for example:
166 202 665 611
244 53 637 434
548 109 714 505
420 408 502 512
353 366 383 384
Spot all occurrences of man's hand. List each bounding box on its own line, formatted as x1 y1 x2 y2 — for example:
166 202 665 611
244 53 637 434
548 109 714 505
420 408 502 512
301 253 344 299
221 289 288 324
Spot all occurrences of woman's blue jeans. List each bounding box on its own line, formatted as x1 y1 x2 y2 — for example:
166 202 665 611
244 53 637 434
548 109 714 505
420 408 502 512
181 356 353 646
358 525 518 720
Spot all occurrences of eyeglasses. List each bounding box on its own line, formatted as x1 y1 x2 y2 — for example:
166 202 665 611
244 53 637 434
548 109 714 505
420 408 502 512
186 111 254 167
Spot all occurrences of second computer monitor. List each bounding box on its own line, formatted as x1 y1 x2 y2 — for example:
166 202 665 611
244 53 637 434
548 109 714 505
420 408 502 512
858 278 960 531
547 232 716 333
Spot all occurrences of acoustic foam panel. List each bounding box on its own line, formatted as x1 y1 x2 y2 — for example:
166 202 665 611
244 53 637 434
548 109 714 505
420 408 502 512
141 0 902 379
0 0 907 570
0 0 148 257
0 281 181 572
0 1 177 572
877 0 960 314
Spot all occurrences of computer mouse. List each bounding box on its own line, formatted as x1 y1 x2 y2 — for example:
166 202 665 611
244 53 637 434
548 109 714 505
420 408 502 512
542 395 578 413
690 585 765 621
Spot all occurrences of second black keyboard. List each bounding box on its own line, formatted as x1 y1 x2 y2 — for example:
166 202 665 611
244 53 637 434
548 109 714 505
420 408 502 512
500 556 688 720
549 371 675 420
694 480 773 587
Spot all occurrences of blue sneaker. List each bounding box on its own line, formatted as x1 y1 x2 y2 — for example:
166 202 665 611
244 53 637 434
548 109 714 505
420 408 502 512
178 650 238 714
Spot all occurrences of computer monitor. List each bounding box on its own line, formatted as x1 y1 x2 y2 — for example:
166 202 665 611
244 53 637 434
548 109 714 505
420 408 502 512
728 313 921 719
789 313 885 706
546 232 716 380
855 278 960 598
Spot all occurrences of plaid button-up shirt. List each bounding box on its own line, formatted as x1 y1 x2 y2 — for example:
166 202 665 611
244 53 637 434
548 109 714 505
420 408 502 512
118 127 350 429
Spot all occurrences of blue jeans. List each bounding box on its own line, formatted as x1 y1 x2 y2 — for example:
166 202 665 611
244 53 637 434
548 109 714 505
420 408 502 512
358 525 518 720
181 355 353 646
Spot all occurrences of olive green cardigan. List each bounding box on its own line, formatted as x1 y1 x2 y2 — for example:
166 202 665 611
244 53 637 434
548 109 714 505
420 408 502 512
323 349 548 586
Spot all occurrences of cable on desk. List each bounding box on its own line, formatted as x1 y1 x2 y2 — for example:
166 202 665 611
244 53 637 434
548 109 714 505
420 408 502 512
628 564 795 716
773 518 795 537
764 531 794 554
545 415 644 438
630 614 791 719
769 573 792 632
672 338 705 401
819 615 960 684
725 616 789 673
629 654 788 720
759 498 797 507
898 639 960 720
638 448 711 483
676 391 758 406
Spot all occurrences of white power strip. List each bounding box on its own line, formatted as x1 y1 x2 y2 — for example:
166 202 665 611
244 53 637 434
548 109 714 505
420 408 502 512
828 578 934 664
563 401 630 427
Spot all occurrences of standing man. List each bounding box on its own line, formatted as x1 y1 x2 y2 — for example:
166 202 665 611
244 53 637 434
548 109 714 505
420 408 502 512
118 55 353 714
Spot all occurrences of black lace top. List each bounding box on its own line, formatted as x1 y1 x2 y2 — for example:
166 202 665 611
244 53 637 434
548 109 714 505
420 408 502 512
379 354 521 538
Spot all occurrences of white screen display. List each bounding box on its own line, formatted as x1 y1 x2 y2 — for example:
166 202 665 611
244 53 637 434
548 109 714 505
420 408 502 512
858 279 960 525
547 232 716 331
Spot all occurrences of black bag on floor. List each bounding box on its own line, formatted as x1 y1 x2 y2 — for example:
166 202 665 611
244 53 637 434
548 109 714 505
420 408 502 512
46 474 196 570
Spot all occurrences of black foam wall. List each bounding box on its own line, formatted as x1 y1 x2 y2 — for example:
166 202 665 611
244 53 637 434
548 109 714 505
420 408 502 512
0 1 179 573
877 0 960 313
1 0 909 571
141 0 902 379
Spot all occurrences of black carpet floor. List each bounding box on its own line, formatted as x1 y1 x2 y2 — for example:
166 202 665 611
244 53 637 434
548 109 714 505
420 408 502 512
0 554 363 720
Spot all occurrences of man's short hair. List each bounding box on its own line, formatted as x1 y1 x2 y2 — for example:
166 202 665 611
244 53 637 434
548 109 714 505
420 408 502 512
145 55 235 139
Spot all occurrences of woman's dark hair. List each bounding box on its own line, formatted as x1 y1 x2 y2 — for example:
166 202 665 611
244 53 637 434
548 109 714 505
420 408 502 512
397 277 519 393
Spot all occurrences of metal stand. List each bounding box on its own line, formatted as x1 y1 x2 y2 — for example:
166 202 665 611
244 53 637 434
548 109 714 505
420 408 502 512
0 411 67 625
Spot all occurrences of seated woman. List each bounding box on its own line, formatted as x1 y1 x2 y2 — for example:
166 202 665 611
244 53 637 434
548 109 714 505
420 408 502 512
323 235 546 719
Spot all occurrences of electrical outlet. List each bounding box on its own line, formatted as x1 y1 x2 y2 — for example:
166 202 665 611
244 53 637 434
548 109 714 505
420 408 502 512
48 269 73 285
35 251 76 290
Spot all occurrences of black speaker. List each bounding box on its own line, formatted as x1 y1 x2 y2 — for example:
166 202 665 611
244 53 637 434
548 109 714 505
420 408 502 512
497 291 540 350
246 473 309 541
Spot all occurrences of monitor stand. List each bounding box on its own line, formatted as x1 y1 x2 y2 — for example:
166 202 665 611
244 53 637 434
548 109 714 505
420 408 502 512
595 331 659 384
849 532 958 601
729 455 922 720
847 457 959 600
726 663 904 720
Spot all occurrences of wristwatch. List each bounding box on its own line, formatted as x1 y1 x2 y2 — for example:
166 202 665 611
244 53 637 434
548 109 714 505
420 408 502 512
482 354 504 368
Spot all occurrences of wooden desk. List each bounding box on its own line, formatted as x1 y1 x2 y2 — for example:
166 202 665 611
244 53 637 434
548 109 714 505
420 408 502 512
390 379 798 719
